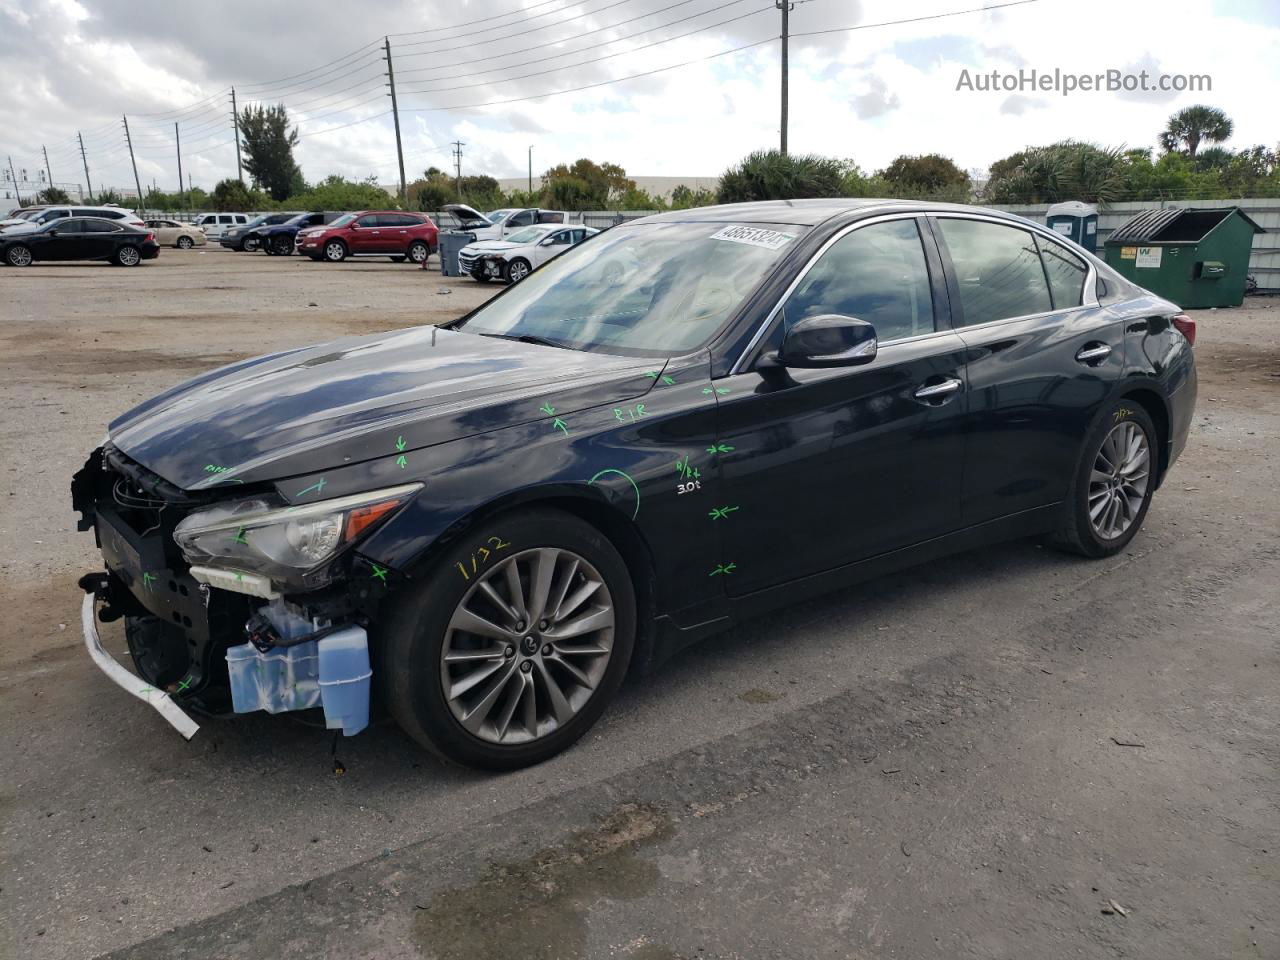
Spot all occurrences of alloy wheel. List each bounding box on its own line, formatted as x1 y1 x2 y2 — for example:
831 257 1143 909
118 246 141 266
325 241 346 262
177 236 193 249
409 243 428 263
440 547 615 745
508 260 530 282
1088 420 1151 540
8 245 33 267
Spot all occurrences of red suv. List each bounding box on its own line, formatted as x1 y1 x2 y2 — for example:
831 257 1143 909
296 210 438 264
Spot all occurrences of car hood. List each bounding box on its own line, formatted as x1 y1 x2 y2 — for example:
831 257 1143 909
108 326 657 490
0 221 40 234
462 239 523 254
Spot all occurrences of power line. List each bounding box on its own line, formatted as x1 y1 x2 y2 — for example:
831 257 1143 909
789 0 1041 38
388 0 573 37
393 0 638 51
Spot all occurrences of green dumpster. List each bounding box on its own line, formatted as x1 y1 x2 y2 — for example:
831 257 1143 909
1103 206 1263 309
1045 201 1099 253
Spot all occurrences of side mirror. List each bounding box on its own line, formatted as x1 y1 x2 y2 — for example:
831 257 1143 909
771 314 878 369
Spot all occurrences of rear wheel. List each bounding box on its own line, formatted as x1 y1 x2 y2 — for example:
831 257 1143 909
176 235 194 249
504 257 531 283
407 241 430 264
1048 400 1156 558
384 507 635 770
114 245 142 267
324 240 348 262
6 244 33 267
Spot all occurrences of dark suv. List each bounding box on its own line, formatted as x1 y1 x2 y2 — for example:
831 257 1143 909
220 213 298 252
251 212 344 256
295 211 438 264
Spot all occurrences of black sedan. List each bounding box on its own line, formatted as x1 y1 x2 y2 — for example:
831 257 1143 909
72 199 1197 769
3 218 160 266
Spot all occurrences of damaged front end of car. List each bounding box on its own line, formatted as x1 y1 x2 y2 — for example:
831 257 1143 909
72 442 419 739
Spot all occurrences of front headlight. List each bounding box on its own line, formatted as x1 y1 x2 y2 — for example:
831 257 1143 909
173 483 421 591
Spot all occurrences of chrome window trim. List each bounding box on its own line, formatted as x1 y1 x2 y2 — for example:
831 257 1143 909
728 209 1098 375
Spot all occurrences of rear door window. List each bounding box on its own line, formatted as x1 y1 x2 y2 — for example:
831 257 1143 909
84 220 121 233
355 214 381 227
1036 236 1089 309
54 218 86 233
936 218 1053 326
218 215 233 224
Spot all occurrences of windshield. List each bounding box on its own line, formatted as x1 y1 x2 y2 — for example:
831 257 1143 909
328 214 356 228
486 210 514 223
243 216 268 228
456 221 806 356
285 213 310 226
505 226 552 244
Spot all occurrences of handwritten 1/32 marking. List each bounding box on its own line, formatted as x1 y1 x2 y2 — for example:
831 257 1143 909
709 562 737 576
296 477 327 497
587 468 641 519
457 536 512 581
708 505 739 520
614 404 647 422
1113 406 1134 422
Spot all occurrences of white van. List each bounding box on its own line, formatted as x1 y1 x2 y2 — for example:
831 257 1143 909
192 212 252 239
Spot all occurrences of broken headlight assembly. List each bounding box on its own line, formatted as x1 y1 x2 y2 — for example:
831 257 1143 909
173 483 421 593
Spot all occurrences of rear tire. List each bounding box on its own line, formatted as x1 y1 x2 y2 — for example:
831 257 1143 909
407 241 430 264
1047 399 1157 558
114 245 142 267
383 507 635 770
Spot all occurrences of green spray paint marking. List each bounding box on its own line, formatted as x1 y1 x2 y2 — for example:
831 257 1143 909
174 675 192 694
204 464 230 474
708 505 739 521
709 562 737 577
702 386 731 396
370 563 389 583
232 527 248 545
644 370 659 379
540 402 556 416
396 454 408 469
706 443 735 455
296 477 327 497
552 417 569 436
675 455 700 480
662 375 675 385
142 572 158 590
395 435 407 452
613 404 647 423
645 371 676 385
587 468 641 520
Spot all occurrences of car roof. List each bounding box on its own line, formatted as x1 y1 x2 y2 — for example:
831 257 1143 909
631 198 1042 228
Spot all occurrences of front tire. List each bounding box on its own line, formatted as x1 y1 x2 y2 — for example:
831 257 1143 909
243 237 259 252
383 507 635 770
6 244 33 267
1048 400 1157 558
504 257 531 283
324 240 348 262
114 245 142 267
272 236 293 256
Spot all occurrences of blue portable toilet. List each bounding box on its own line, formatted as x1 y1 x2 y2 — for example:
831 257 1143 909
1045 201 1099 253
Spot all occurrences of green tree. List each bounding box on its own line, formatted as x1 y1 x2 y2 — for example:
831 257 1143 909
238 104 303 201
211 177 254 211
669 184 717 209
1159 105 1233 158
93 188 123 205
37 186 71 204
717 150 846 203
408 176 453 212
542 159 635 207
286 174 394 211
879 154 969 197
985 142 1127 204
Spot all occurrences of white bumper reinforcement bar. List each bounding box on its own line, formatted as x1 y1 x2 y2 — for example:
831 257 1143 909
81 594 201 740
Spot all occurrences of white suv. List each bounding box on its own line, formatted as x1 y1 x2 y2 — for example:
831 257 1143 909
0 204 144 232
192 212 251 239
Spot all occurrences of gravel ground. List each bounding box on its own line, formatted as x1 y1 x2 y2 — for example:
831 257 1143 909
0 249 1276 960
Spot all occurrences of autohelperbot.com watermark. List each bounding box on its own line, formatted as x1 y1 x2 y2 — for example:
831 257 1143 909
955 68 1211 96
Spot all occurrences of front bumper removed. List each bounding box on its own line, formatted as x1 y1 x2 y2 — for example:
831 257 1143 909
80 594 200 740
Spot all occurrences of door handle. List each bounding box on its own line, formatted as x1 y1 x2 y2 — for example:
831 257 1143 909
913 377 963 402
1075 343 1112 364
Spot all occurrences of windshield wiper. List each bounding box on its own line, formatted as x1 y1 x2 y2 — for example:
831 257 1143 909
479 332 575 351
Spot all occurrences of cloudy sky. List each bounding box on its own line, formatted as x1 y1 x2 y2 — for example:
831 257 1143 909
1 0 1277 196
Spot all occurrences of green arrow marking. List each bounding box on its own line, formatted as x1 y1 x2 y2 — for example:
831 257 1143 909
709 562 737 577
552 417 569 436
142 572 157 590
296 477 326 497
708 505 739 521
395 435 406 452
371 563 389 583
396 454 407 469
661 375 675 385
706 443 735 455
540 402 556 416
644 371 659 379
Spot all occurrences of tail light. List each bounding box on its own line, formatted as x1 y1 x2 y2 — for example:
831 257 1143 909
1171 313 1196 346
143 232 155 244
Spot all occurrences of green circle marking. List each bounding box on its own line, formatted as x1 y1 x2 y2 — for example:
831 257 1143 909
587 468 641 520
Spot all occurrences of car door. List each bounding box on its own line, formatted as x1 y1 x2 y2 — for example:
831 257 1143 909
43 218 88 260
931 215 1124 526
348 213 382 253
533 228 571 266
714 214 970 596
81 219 123 260
385 213 416 252
502 209 536 237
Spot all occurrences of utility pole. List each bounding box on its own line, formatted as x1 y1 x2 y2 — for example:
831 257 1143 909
122 115 145 215
451 140 465 200
175 121 185 207
78 131 93 201
230 87 243 183
6 156 21 206
528 145 533 196
777 0 791 155
42 145 54 195
384 37 407 204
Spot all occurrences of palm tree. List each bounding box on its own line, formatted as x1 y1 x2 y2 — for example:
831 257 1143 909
1159 105 1233 158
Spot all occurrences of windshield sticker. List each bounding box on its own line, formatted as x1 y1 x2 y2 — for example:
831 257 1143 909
710 225 796 250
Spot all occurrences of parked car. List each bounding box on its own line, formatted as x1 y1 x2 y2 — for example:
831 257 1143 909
252 212 344 256
445 204 568 241
0 204 144 232
72 199 1196 770
295 211 437 263
0 205 48 230
191 212 251 240
220 213 298 252
3 217 159 266
144 219 207 249
459 224 598 283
